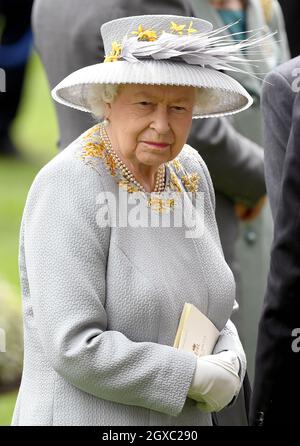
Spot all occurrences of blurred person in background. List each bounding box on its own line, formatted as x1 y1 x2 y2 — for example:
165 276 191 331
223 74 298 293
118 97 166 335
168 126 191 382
251 55 300 425
278 0 300 57
0 0 33 157
189 0 290 392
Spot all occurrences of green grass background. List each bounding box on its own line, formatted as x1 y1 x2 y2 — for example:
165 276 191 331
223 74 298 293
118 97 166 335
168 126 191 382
0 50 58 426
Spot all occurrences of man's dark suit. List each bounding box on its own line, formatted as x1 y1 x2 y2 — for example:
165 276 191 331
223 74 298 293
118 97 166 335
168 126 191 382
250 56 300 425
278 0 300 57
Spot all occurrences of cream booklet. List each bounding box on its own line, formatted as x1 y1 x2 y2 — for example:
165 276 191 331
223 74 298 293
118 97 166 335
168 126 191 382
173 303 220 357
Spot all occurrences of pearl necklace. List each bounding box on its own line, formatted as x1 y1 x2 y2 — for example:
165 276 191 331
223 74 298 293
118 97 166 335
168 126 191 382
99 124 165 193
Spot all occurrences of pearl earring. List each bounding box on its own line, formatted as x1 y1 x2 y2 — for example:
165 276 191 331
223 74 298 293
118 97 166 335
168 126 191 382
103 117 109 127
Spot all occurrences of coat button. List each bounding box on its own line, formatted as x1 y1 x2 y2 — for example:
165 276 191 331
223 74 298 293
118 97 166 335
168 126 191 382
244 229 257 245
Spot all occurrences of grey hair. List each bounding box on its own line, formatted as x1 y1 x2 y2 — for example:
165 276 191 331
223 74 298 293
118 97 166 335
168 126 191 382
87 84 120 121
87 83 220 120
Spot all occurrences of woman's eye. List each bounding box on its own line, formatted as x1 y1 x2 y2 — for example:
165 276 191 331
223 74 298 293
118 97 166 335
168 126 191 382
138 101 152 106
172 106 186 112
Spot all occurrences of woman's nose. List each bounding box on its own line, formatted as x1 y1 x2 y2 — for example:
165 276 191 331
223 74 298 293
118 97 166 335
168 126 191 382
150 106 171 134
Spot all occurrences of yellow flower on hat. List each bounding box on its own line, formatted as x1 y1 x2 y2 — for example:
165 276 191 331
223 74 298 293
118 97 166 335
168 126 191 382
104 41 122 63
187 21 197 35
170 21 186 35
132 25 158 42
170 21 197 36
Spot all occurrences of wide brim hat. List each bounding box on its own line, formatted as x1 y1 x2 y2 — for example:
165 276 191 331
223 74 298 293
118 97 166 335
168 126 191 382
52 14 258 119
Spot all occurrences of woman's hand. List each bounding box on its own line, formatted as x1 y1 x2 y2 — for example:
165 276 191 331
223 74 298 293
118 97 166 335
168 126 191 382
187 351 241 413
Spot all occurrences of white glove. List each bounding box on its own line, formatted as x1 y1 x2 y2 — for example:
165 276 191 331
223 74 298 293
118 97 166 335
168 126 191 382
187 350 241 413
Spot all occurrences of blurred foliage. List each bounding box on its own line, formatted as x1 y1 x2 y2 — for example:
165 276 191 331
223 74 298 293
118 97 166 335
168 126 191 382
0 158 41 287
1 50 58 288
0 280 23 389
0 390 18 426
0 49 58 425
11 50 58 163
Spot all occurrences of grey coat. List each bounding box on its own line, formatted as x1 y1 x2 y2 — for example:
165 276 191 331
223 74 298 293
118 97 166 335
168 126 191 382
11 127 246 426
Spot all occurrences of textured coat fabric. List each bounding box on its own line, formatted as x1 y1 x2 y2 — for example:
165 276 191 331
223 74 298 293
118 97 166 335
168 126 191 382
190 0 290 383
250 56 300 425
11 126 246 426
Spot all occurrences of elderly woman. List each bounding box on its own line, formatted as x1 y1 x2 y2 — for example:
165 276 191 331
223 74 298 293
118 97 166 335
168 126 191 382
11 14 265 426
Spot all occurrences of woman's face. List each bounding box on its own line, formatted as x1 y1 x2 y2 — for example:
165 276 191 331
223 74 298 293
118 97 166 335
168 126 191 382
105 84 196 171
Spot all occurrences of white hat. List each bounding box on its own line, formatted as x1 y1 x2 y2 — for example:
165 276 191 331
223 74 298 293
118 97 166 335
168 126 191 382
51 14 270 119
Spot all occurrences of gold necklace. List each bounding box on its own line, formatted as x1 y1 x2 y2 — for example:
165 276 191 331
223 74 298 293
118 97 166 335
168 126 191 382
99 124 165 193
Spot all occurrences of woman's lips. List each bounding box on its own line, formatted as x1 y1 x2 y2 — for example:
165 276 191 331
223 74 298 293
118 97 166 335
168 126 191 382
142 141 170 149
